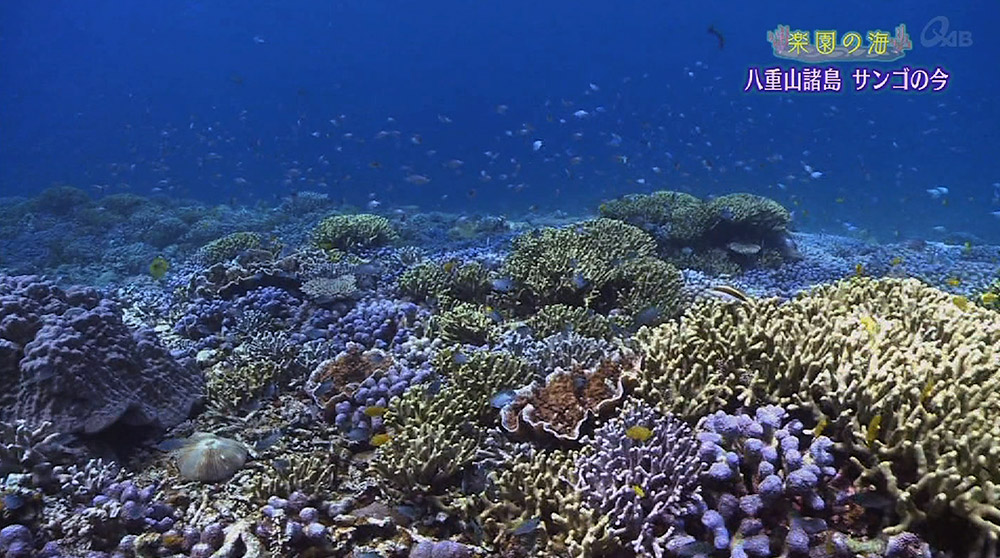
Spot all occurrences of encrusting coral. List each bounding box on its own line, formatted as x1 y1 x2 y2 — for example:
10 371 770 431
636 277 1000 539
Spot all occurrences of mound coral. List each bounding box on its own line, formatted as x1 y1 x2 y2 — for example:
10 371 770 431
0 275 203 435
311 213 398 253
636 277 1000 539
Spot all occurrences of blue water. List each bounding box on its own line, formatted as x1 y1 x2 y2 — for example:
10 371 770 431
2 1 998 242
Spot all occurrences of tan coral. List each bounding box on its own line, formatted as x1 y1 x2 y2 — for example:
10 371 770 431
636 277 1000 537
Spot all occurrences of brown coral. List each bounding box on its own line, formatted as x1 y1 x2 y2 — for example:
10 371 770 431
305 347 392 419
501 358 633 442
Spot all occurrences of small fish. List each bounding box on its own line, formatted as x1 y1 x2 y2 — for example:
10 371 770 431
149 256 170 280
2 493 25 511
346 427 369 442
813 416 828 438
946 277 961 287
491 277 515 293
313 380 336 399
570 272 589 290
154 437 187 452
920 377 936 404
963 241 972 254
442 260 458 274
981 292 998 305
859 315 879 336
708 285 750 304
865 414 882 446
632 307 663 328
889 256 903 266
625 425 653 442
364 406 387 417
926 186 949 199
490 389 517 409
854 262 865 277
573 109 589 118
512 517 542 536
532 140 543 151
404 174 431 185
254 430 282 451
272 458 291 472
953 295 970 311
632 485 646 498
850 490 895 511
370 433 391 446
452 351 469 365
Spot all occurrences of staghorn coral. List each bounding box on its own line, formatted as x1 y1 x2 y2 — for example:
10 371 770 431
196 231 262 264
636 277 1000 540
311 213 398 253
372 350 534 498
0 420 72 476
575 399 705 557
249 452 340 502
525 304 618 339
397 261 492 304
472 446 618 557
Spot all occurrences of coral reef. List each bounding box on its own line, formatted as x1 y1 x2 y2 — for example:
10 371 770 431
196 231 262 265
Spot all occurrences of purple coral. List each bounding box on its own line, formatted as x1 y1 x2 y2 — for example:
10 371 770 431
0 275 202 435
576 399 706 557
693 406 845 556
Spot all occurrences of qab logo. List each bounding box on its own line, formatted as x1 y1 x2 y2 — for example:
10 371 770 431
921 16 973 47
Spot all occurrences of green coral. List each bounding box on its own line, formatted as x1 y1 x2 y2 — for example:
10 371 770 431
434 301 502 345
500 219 682 322
197 231 262 264
397 261 491 305
706 192 791 233
526 304 617 339
372 350 534 498
599 190 711 242
598 190 795 272
311 213 398 253
636 277 1000 537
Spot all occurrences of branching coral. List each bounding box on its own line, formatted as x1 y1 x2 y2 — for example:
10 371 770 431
196 231 262 264
636 277 1000 539
575 399 705 557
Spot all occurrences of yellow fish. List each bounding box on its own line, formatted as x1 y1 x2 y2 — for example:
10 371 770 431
854 263 865 277
889 256 903 266
364 406 387 417
920 377 936 405
865 414 882 447
953 295 970 311
632 485 646 498
149 256 170 280
813 416 828 438
859 315 879 336
370 433 391 446
625 425 653 442
442 260 458 274
981 292 998 306
964 241 972 254
946 277 961 287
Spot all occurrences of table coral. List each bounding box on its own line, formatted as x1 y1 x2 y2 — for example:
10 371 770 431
636 277 1000 540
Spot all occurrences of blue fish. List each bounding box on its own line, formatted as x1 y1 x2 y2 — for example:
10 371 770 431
512 517 542 536
490 389 517 409
491 277 515 293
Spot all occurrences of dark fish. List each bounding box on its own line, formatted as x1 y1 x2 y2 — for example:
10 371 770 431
632 306 663 327
347 427 369 442
491 277 515 293
254 430 282 451
490 389 517 409
707 25 725 49
851 491 895 511
453 352 470 365
313 380 336 399
570 272 589 290
154 438 187 452
271 458 290 472
512 517 542 536
3 493 25 511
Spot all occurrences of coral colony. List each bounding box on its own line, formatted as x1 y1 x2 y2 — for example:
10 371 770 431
3 186 1000 557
